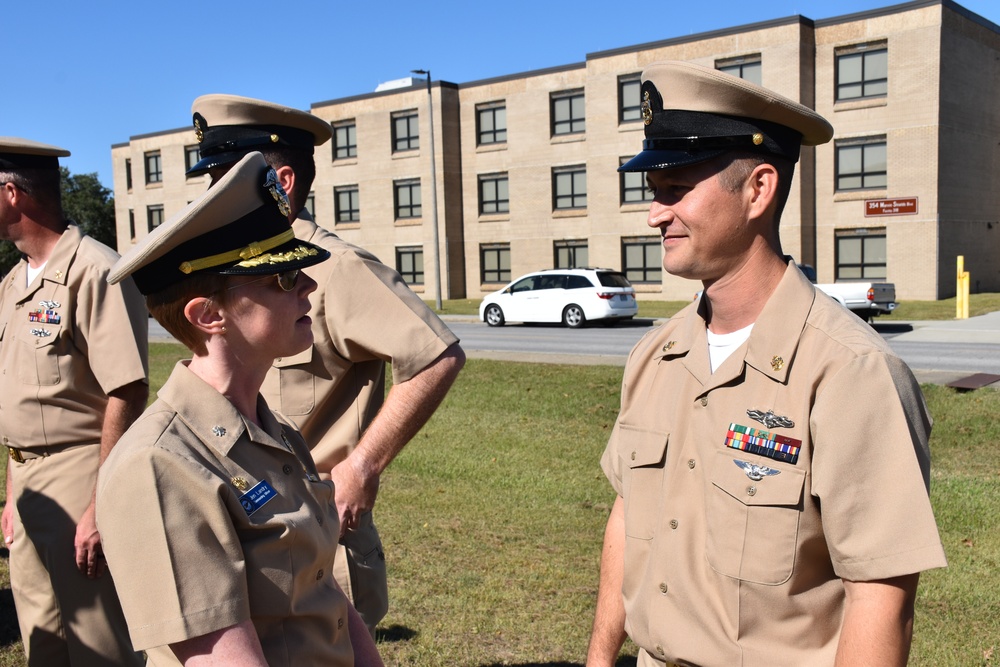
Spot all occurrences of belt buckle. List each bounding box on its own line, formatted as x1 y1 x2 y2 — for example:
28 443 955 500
8 447 24 464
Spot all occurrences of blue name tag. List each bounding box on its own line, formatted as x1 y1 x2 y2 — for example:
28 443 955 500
239 479 277 516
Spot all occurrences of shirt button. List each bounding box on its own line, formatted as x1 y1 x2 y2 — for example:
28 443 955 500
700 397 708 407
631 451 636 461
317 515 324 526
687 459 696 469
282 465 293 475
747 485 757 496
316 569 324 580
669 519 678 529
656 644 665 656
659 582 668 594
338 618 344 629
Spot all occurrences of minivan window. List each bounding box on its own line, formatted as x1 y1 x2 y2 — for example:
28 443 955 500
567 275 592 289
597 272 632 288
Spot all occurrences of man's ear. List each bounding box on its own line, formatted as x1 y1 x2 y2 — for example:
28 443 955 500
274 165 295 202
747 162 780 220
184 296 226 336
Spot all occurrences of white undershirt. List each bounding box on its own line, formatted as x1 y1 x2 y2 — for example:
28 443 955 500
26 262 46 287
707 323 754 373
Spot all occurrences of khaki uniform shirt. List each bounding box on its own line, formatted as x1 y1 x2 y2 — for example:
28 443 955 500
601 264 946 667
97 362 354 667
0 224 148 451
261 211 458 469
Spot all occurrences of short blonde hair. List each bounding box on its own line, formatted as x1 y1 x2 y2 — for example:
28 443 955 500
145 274 233 355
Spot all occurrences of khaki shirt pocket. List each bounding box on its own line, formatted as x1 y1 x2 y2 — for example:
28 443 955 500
706 449 805 584
270 347 316 416
618 423 669 541
16 324 63 385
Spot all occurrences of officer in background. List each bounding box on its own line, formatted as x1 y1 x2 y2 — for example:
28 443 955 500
186 94 466 633
0 137 147 666
586 62 946 666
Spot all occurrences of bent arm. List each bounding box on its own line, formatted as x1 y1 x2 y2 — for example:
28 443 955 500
586 495 628 667
331 343 465 529
170 619 268 666
835 573 919 667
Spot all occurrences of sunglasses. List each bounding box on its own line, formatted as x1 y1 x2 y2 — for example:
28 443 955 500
225 269 301 293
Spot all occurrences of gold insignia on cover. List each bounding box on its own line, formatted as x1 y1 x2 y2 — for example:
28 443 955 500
194 117 204 143
641 91 653 126
236 246 319 268
270 134 279 143
231 477 250 492
752 133 764 145
771 355 784 371
262 168 292 218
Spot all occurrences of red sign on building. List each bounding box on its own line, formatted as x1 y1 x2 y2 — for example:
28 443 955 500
864 197 918 217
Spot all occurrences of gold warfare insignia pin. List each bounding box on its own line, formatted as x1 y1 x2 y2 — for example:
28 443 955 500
752 132 764 145
231 477 250 492
771 356 784 371
641 91 653 126
263 168 292 218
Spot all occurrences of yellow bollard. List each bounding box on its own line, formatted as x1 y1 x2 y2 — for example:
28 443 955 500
962 271 970 319
956 256 965 319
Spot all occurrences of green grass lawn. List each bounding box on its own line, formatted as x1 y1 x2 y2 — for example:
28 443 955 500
0 349 996 665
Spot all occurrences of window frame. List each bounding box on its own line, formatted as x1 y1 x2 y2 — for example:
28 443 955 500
333 121 357 160
125 158 133 190
146 205 164 232
552 165 587 211
478 173 509 215
392 111 419 153
334 185 360 223
144 151 162 185
621 236 662 284
835 43 888 102
393 178 422 219
480 243 511 284
715 55 762 85
620 159 653 204
835 230 887 280
618 74 642 123
476 102 507 145
835 138 887 191
551 90 586 136
553 240 589 269
395 245 425 285
184 145 201 174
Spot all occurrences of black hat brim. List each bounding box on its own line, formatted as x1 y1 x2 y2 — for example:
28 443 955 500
619 148 727 173
186 149 245 177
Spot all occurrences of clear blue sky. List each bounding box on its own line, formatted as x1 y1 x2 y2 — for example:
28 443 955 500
9 0 1000 188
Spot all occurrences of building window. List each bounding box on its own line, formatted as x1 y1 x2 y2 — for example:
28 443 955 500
836 230 887 280
335 185 360 223
479 174 509 215
619 74 642 123
125 159 133 190
553 166 587 210
144 151 162 184
128 209 135 241
620 159 653 204
392 111 419 152
622 237 662 284
333 121 357 159
304 191 315 217
716 55 762 85
554 240 589 269
480 243 511 283
836 44 887 101
394 179 421 219
477 103 507 145
836 139 887 191
147 205 164 232
551 90 585 136
396 246 424 285
184 145 201 173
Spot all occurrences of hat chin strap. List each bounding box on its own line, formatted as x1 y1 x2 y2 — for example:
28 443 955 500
179 228 295 274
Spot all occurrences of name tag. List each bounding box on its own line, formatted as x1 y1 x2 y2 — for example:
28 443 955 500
239 479 277 516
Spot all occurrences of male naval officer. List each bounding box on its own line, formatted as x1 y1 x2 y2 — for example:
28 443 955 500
186 94 466 632
0 137 147 666
586 62 946 667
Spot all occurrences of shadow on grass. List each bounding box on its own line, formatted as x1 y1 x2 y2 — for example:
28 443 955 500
0 587 20 648
375 624 417 643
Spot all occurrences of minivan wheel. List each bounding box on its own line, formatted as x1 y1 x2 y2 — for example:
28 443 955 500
563 304 586 328
484 304 505 327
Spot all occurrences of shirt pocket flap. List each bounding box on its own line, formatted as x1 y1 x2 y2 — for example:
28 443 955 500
711 450 804 507
273 346 313 369
618 424 669 469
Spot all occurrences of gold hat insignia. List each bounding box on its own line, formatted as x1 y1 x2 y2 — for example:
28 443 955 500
263 168 292 218
752 133 764 145
641 91 653 126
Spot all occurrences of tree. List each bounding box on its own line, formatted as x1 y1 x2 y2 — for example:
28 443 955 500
0 168 116 276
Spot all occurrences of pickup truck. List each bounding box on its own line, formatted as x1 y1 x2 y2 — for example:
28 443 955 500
799 264 897 322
